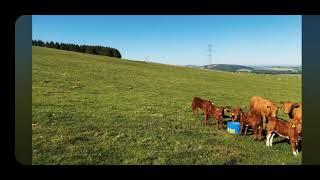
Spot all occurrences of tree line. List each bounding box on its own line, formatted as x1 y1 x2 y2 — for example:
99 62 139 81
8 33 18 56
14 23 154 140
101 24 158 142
32 40 122 58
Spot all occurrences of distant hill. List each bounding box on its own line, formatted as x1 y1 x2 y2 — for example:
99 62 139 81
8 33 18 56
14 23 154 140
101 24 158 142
252 65 301 74
202 64 254 72
186 64 301 74
185 65 200 68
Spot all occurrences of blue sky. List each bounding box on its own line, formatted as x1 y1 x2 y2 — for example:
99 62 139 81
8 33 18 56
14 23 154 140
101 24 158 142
32 15 301 66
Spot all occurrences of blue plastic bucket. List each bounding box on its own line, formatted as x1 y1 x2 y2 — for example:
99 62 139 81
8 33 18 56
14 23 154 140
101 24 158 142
227 121 241 134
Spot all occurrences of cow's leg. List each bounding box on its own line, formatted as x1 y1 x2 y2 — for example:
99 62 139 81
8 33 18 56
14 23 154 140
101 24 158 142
266 133 271 146
269 133 275 146
217 119 220 129
291 138 298 156
253 125 257 141
262 114 267 130
239 124 243 135
266 133 274 146
220 119 225 129
295 142 300 155
258 126 263 141
204 113 209 126
194 107 199 115
244 125 248 135
192 106 198 115
291 143 299 156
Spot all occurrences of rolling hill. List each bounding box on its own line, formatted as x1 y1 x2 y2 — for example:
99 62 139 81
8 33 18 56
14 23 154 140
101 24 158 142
202 64 254 72
187 64 301 74
32 46 302 165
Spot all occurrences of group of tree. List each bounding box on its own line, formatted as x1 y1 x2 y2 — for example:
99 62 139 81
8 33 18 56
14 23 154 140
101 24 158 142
32 40 122 58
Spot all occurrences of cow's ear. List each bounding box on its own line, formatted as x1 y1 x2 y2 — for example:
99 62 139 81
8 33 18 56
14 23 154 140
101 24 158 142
293 103 300 108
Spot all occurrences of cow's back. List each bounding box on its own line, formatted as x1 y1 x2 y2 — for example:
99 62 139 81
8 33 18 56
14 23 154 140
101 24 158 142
250 96 273 114
241 111 261 125
268 116 290 136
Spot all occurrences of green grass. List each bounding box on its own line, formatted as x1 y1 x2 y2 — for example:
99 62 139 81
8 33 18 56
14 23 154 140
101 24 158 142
32 46 302 165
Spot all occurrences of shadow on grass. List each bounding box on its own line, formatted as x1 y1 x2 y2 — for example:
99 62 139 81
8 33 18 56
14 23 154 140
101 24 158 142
272 138 290 145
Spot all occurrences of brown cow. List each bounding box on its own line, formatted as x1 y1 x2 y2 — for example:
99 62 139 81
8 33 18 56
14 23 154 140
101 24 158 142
249 96 280 130
266 115 302 156
229 107 249 135
280 101 302 136
191 97 213 115
238 110 263 141
204 104 225 129
291 103 302 136
280 101 302 119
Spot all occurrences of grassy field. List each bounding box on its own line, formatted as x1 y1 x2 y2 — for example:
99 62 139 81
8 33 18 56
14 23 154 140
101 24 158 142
32 46 302 165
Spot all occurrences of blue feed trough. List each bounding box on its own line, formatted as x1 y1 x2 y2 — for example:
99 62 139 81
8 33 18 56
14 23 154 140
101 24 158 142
227 121 241 134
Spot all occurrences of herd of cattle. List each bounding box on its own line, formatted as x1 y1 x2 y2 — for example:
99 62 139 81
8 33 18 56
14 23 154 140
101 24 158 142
191 96 302 156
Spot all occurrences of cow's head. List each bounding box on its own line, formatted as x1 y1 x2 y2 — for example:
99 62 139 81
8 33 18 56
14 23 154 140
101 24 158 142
280 101 294 114
293 103 300 109
229 107 243 121
267 103 279 117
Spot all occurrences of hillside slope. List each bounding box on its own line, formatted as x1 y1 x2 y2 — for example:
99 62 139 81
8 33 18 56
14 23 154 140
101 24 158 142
32 46 302 165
